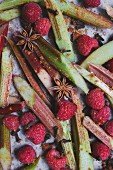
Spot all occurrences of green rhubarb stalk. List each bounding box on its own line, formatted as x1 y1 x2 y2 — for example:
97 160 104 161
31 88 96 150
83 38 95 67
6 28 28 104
75 65 113 99
6 37 50 106
61 121 77 170
19 156 40 170
0 119 11 170
0 47 12 107
35 36 88 94
0 8 20 25
0 47 11 170
71 91 94 170
0 0 112 28
81 40 113 69
45 0 75 63
14 76 63 140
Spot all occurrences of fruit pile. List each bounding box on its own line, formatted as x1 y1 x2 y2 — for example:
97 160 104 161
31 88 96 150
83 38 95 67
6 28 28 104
0 0 113 170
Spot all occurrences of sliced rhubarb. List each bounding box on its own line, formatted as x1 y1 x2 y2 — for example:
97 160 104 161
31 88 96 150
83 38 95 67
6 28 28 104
35 36 89 94
0 23 9 60
81 40 113 69
6 37 50 106
19 49 53 95
0 102 25 115
0 0 112 28
83 116 113 150
34 46 61 80
75 65 113 98
0 47 12 107
0 8 20 26
89 63 113 88
14 76 63 140
71 91 94 170
0 47 11 170
0 118 11 170
61 121 77 169
45 0 75 63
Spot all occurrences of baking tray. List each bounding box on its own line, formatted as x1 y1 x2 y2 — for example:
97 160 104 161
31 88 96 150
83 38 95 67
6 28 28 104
1 0 113 169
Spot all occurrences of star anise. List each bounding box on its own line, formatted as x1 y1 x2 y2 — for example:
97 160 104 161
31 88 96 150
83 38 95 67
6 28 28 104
16 28 39 51
50 78 74 101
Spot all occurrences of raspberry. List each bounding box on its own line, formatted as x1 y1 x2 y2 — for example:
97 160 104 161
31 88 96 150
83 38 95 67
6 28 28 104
17 145 36 164
57 99 77 121
20 112 36 127
77 35 99 56
84 0 100 8
22 2 42 23
46 149 66 170
60 168 68 170
91 141 110 160
91 106 110 125
86 88 105 110
105 120 113 137
34 18 51 36
25 123 46 144
106 59 113 73
3 115 19 131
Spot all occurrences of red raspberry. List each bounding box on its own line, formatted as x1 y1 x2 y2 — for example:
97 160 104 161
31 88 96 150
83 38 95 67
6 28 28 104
57 99 77 121
17 145 36 164
86 88 105 110
77 35 99 56
25 123 46 144
105 120 113 137
46 149 66 170
91 141 110 160
60 168 68 170
91 106 110 125
106 59 113 73
84 0 100 8
20 112 36 126
34 18 51 36
3 115 19 131
22 2 42 23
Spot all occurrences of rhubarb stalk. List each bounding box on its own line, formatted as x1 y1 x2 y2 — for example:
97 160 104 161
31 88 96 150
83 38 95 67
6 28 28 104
45 0 75 62
81 40 113 69
0 23 9 60
0 102 25 115
75 65 113 99
71 91 94 170
83 116 113 150
34 46 61 80
0 8 20 26
14 76 63 140
19 49 53 96
35 36 89 94
0 47 11 170
61 121 77 170
0 0 112 28
6 37 50 106
0 47 12 107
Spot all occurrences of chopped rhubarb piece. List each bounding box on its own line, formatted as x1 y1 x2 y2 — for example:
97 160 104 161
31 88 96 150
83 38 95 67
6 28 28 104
0 102 25 115
0 23 8 60
0 47 12 107
14 76 63 140
71 91 94 170
83 116 113 150
6 37 50 106
89 63 113 88
34 46 61 80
